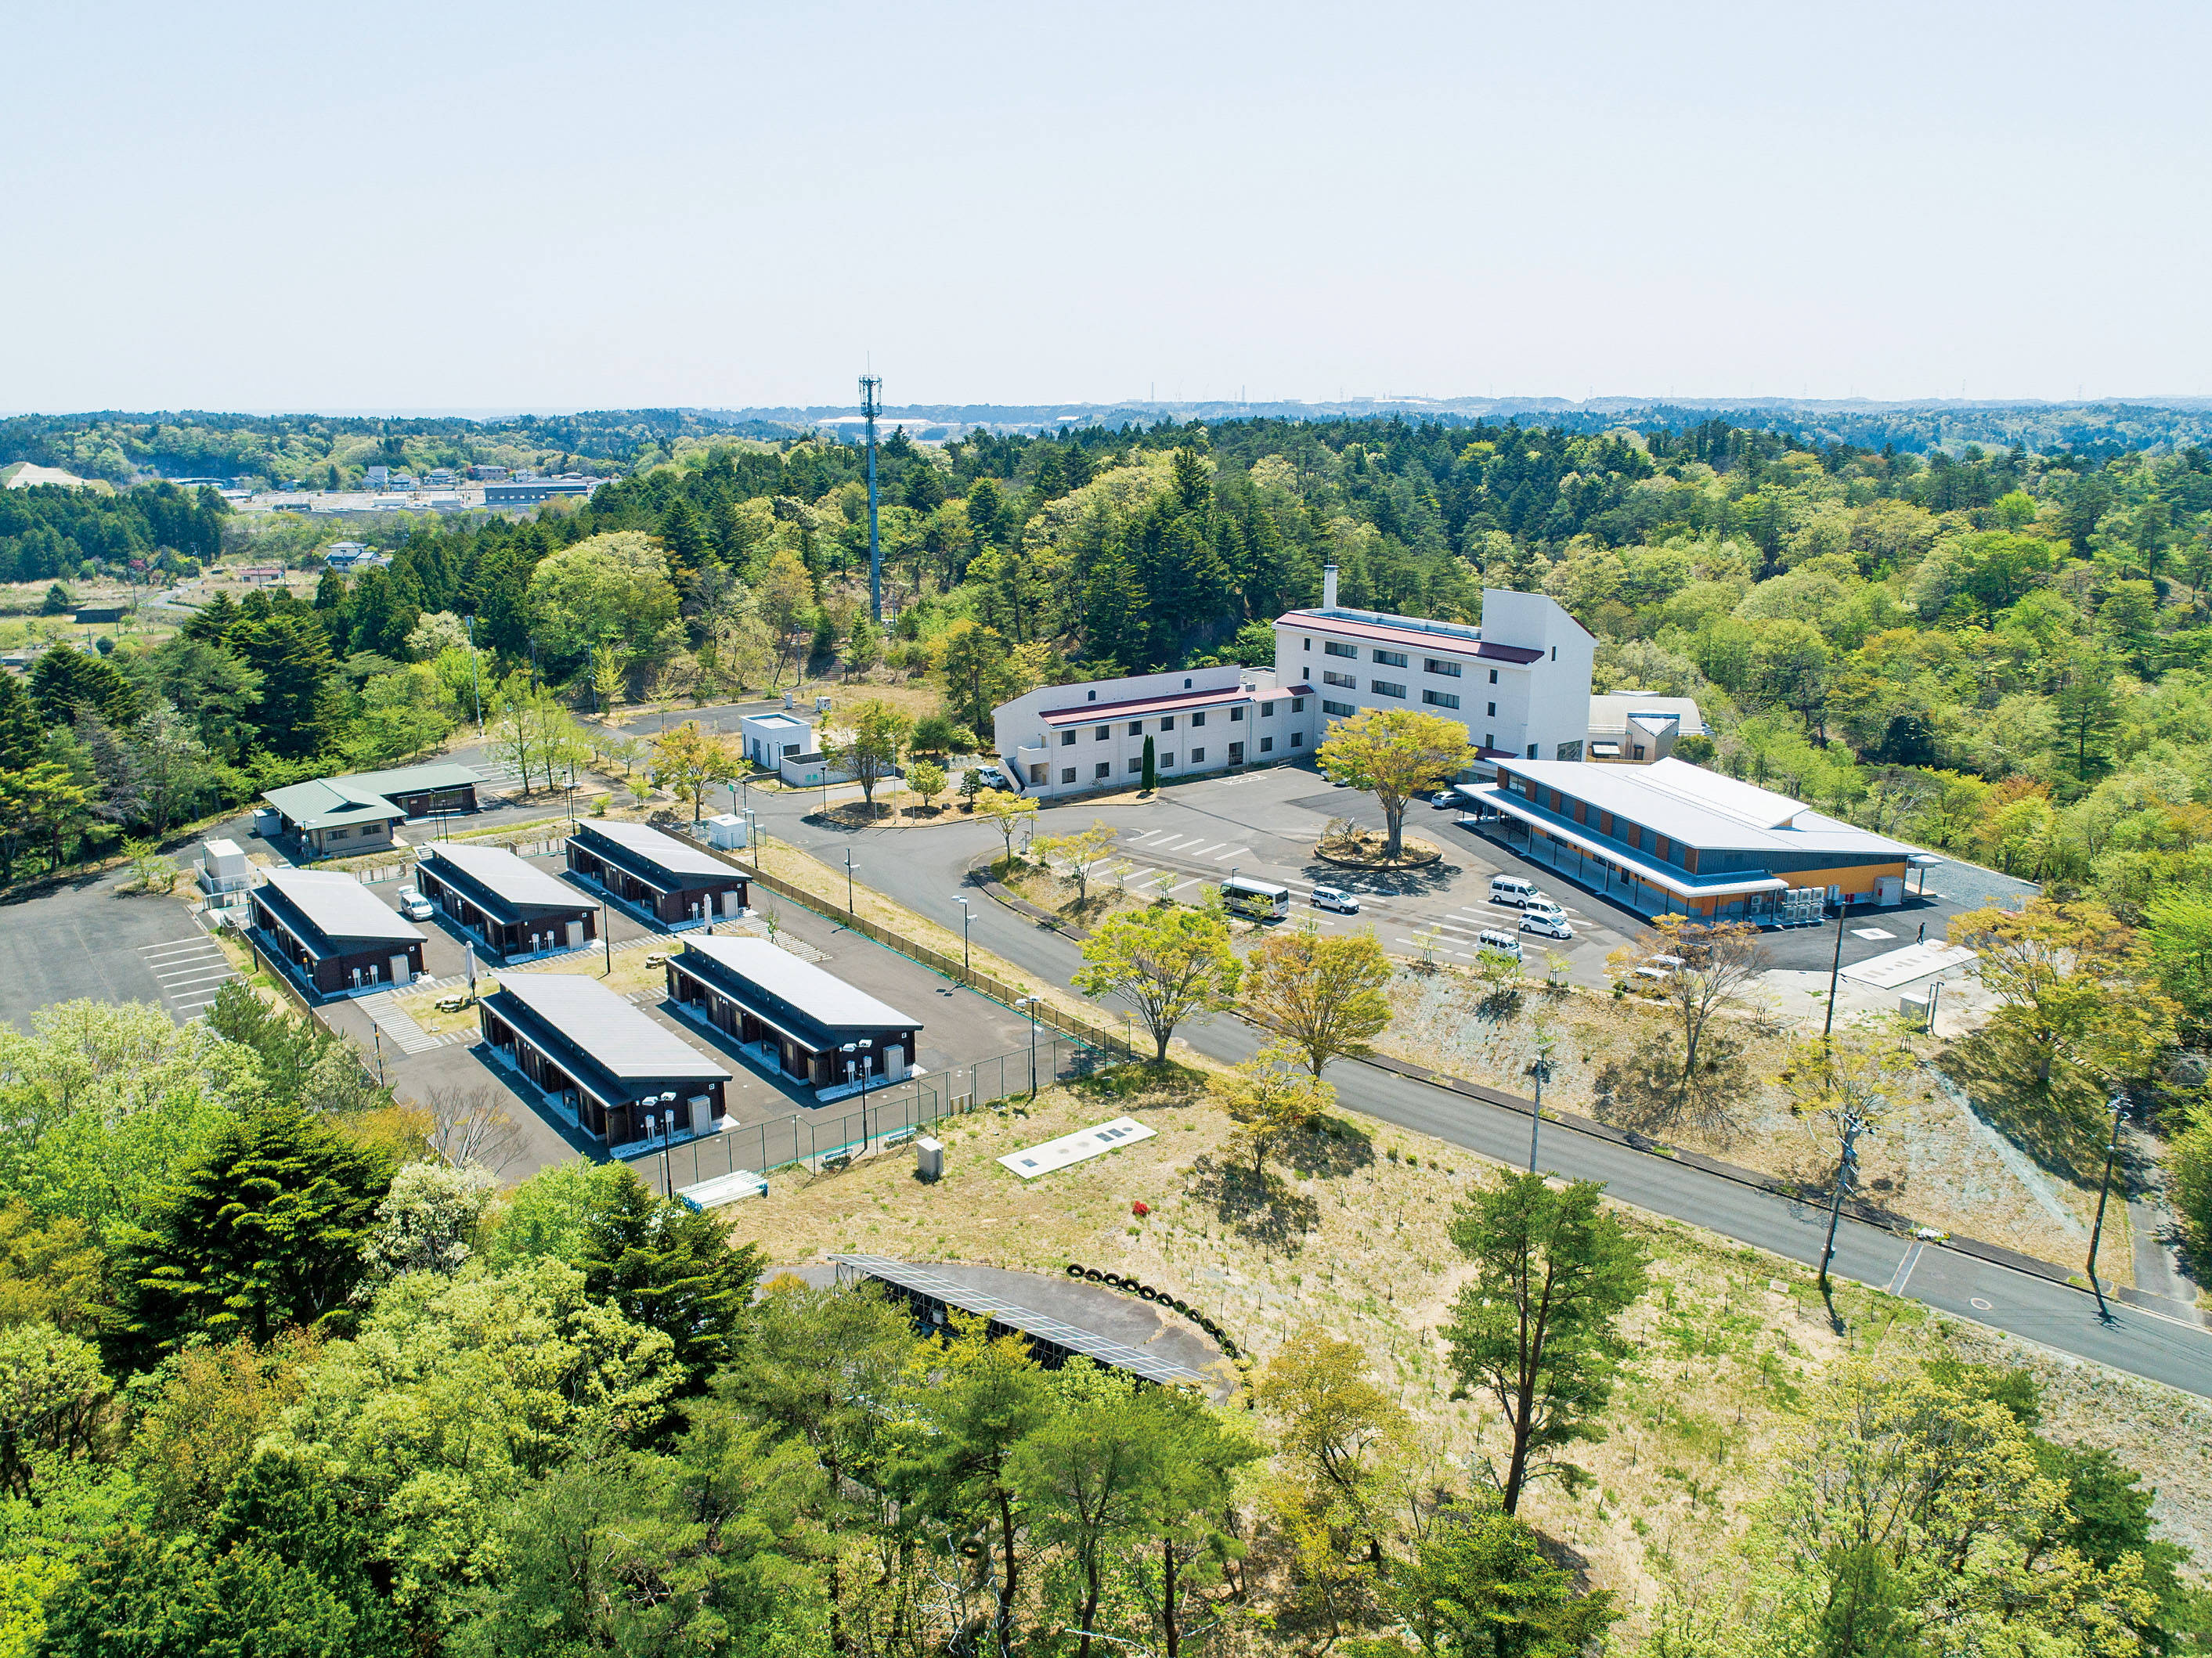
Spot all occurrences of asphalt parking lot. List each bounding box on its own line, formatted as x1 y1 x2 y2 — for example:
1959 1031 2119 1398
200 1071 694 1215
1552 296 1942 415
0 867 240 1033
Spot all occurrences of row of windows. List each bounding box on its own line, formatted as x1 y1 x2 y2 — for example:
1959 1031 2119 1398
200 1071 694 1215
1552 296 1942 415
1061 701 1306 745
1055 733 1301 785
1302 636 1484 679
1321 669 1355 688
1372 679 1406 698
1423 689 1459 708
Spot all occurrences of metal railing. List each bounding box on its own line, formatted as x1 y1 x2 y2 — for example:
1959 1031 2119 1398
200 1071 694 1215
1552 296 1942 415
632 1033 1113 1197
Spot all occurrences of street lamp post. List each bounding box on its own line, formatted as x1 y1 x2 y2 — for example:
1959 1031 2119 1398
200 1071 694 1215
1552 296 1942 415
844 849 857 913
1015 996 1041 1100
601 903 613 976
2086 1094 2128 1322
953 896 972 976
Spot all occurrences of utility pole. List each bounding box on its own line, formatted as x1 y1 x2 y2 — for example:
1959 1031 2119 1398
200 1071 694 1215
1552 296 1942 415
2086 1094 2127 1322
1818 1106 1871 1299
1823 900 1846 1042
861 373 883 624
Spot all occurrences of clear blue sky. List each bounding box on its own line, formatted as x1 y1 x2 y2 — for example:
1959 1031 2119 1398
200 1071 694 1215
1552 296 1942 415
5 1 2206 412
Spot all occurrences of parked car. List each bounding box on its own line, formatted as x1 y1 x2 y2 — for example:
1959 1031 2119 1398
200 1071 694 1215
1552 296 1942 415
395 888 433 921
1310 884 1361 914
971 765 1009 791
1431 789 1458 808
1632 953 1685 983
1488 874 1549 908
1519 908 1575 940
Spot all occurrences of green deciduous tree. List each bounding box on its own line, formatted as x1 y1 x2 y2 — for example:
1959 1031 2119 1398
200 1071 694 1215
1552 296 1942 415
1445 1170 1649 1514
525 530 680 664
1074 900 1243 1061
1315 707 1474 860
1240 922 1394 1076
830 698 911 812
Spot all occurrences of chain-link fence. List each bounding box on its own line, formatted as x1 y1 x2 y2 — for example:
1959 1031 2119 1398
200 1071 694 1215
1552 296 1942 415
627 1033 1117 1197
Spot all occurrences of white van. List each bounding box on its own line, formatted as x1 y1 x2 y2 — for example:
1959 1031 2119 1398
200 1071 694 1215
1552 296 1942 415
1489 875 1546 908
1475 928 1525 961
1310 885 1360 914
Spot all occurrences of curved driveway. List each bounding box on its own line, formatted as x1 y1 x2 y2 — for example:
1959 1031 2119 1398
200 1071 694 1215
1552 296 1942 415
745 782 2212 1399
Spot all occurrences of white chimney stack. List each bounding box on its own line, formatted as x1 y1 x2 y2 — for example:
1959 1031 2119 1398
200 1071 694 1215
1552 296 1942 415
1322 564 1338 610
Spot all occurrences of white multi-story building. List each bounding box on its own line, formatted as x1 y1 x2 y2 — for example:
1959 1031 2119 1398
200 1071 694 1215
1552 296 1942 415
988 570 1594 800
993 664 1315 798
1274 571 1594 765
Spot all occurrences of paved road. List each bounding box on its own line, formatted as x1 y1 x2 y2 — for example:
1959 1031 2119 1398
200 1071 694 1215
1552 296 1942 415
742 775 2212 1399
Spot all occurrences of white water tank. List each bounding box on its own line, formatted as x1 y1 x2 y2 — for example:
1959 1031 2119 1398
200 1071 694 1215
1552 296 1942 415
703 813 748 849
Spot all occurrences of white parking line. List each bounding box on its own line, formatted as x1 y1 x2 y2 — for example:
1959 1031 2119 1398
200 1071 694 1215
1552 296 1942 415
157 969 236 988
1214 845 1251 860
1168 880 1203 896
139 940 218 961
1186 843 1226 859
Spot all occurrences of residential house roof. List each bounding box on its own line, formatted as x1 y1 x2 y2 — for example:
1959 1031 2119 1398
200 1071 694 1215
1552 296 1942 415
1492 757 1916 860
489 972 729 1098
419 842 590 923
256 867 424 948
1276 608 1546 665
676 936 922 1043
573 820 740 883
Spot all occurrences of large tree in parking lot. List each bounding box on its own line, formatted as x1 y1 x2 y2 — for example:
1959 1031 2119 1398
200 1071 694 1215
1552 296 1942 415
1315 707 1475 860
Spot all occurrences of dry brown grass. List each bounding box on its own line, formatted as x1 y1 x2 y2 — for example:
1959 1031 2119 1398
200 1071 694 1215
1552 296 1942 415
1375 964 2127 1281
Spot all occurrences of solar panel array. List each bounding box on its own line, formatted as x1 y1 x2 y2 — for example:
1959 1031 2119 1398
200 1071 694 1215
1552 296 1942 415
831 1254 1207 1387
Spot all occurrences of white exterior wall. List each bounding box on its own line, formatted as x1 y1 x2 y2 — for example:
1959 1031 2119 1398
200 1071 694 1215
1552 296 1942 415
992 664 1312 798
1273 586 1593 764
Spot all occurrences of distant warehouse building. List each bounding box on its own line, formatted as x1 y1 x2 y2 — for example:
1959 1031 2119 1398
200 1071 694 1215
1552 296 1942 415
483 475 604 508
1477 756 1925 924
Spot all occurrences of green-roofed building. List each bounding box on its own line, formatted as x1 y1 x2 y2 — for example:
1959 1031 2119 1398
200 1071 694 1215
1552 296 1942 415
258 762 482 858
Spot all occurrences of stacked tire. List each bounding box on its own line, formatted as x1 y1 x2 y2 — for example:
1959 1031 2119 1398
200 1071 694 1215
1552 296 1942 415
1066 1263 1239 1359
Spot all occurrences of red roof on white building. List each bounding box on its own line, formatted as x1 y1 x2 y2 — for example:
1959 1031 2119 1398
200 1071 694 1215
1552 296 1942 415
1277 610 1545 664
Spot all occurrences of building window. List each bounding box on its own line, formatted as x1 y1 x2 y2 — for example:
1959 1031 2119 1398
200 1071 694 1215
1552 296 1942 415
1370 679 1406 698
1424 658 1462 677
1095 762 1111 780
1128 757 1143 773
1260 734 1274 752
1323 698 1355 716
1487 701 1497 716
1261 701 1274 717
1303 637 1311 651
1324 640 1357 658
1489 669 1499 683
1372 648 1407 667
1290 730 1303 747
1128 722 1142 736
1095 725 1109 741
1526 744 1538 759
1185 677 1193 688
1423 690 1460 708
1229 706 1244 721
1160 715 1175 730
1192 712 1206 727
1322 669 1356 688
1485 732 1495 748
1060 730 1075 746
1087 689 1096 701
1061 767 1077 784
1291 697 1305 712
326 827 350 841
1161 752 1176 767
1190 748 1205 763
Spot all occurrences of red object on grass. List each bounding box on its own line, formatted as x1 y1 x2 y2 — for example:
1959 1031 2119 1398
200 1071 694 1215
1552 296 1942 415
1131 1200 1149 1216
